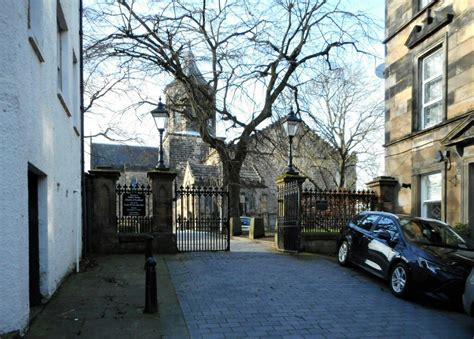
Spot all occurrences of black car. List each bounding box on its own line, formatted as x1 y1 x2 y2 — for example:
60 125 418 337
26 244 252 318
337 211 474 301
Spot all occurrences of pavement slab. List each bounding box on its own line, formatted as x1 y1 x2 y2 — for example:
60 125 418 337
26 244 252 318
166 237 474 338
23 237 474 338
25 254 189 339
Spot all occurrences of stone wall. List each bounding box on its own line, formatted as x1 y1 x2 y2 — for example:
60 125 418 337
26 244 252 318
300 233 338 256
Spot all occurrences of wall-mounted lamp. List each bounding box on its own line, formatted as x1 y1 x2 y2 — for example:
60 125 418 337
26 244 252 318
435 149 451 170
401 183 411 189
435 150 449 162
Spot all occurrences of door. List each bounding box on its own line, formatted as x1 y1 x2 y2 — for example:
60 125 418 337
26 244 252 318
28 171 41 306
469 164 474 237
350 214 380 265
366 216 400 276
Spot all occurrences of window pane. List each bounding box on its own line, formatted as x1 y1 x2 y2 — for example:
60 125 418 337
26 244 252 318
358 214 379 230
424 102 442 127
424 77 442 103
421 48 444 130
425 202 442 220
425 173 442 200
423 49 443 80
375 217 398 238
420 0 432 9
421 173 442 220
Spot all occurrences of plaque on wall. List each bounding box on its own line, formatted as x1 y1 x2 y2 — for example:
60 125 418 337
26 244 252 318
123 193 146 216
315 200 328 211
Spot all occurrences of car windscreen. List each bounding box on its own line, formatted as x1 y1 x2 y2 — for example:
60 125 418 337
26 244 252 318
399 217 473 250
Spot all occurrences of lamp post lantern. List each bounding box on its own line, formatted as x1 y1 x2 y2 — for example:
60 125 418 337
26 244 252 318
151 97 169 169
283 107 302 174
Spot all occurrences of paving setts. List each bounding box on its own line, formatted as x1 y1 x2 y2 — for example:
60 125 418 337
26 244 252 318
166 237 474 339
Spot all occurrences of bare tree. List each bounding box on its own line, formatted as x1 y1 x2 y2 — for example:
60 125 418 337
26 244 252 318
301 66 384 188
85 0 378 220
83 4 146 143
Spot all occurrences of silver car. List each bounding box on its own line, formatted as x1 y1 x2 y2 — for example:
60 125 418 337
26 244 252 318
463 267 474 316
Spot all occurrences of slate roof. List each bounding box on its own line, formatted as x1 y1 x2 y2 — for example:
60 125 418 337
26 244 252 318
187 163 220 186
240 164 266 187
91 143 158 171
187 161 265 188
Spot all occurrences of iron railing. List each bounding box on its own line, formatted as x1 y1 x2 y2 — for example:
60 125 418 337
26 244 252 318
300 188 376 233
116 184 153 233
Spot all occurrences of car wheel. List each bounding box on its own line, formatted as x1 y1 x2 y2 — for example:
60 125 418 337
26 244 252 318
390 262 410 298
337 240 350 266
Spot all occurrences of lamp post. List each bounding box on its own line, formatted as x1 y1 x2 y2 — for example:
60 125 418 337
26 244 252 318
151 97 169 169
283 108 302 174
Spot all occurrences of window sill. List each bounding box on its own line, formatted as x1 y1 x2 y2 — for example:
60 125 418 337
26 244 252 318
384 112 471 147
28 33 45 63
57 91 72 117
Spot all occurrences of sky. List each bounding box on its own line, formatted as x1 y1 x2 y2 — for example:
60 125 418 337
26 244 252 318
84 0 386 185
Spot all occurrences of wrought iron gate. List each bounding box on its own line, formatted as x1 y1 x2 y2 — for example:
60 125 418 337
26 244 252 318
116 184 153 233
175 185 230 252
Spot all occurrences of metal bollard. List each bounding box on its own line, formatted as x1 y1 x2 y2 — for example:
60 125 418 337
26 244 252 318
145 236 153 259
144 257 158 313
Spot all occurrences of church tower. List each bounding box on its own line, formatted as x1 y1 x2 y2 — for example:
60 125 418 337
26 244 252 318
163 50 216 185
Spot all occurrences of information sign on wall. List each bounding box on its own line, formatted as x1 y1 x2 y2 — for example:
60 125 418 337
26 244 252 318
123 193 146 216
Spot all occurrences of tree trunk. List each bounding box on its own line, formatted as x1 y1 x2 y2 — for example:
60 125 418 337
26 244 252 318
222 159 242 220
338 158 346 188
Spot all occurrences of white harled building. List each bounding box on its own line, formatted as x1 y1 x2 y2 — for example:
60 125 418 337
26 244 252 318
0 0 82 334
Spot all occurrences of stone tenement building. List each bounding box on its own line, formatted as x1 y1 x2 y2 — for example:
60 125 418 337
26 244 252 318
383 0 473 232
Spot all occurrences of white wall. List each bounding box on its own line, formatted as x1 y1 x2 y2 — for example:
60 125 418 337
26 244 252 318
0 0 81 334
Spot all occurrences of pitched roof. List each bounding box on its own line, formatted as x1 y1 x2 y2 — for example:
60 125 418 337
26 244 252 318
188 162 220 186
240 164 265 188
90 143 158 171
187 161 265 188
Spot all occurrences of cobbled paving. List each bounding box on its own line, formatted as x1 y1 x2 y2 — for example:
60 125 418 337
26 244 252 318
166 238 474 338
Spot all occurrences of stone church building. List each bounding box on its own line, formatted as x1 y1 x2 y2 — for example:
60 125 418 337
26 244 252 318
92 53 355 230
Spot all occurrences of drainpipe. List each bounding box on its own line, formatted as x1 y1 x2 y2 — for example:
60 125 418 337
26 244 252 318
444 161 447 223
443 151 451 223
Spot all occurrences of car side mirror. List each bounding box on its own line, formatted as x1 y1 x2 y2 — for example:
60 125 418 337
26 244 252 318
377 230 392 242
